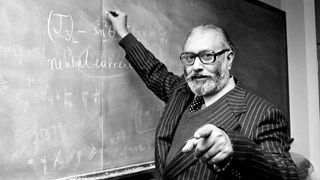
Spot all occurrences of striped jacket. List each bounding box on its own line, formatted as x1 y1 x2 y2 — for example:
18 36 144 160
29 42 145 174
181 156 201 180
119 33 299 180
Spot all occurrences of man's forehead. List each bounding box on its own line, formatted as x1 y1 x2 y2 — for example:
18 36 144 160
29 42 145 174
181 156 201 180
184 30 224 51
189 29 223 42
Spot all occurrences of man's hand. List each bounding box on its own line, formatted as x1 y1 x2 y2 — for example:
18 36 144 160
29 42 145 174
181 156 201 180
106 10 129 38
182 124 233 166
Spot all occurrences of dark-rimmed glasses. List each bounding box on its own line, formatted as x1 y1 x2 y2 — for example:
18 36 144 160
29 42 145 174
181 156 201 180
180 49 230 66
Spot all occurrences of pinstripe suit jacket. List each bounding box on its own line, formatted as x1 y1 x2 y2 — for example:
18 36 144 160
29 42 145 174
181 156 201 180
119 33 299 180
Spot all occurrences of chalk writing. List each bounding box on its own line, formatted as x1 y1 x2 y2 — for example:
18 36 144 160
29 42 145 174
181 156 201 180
48 10 86 44
125 142 152 155
39 128 50 141
47 46 133 72
53 149 65 169
135 99 163 134
93 23 118 41
45 10 176 77
40 155 48 175
27 159 34 165
88 144 97 160
0 74 9 91
0 45 46 65
28 144 99 175
47 9 127 45
108 131 126 145
76 150 82 169
36 122 65 143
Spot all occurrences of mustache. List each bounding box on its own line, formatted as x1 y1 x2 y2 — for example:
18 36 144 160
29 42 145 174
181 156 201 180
185 70 221 81
187 73 210 80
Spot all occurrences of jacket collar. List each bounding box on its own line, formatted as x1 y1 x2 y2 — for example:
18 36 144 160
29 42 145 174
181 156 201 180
225 80 247 116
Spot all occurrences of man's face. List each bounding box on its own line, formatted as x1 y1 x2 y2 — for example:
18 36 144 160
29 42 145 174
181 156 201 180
183 30 233 97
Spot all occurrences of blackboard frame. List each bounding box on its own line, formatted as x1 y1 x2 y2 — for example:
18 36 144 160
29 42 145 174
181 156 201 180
64 0 289 179
58 161 155 179
241 0 289 127
242 0 290 132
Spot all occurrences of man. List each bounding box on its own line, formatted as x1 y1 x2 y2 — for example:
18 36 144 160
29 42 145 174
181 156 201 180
107 10 299 180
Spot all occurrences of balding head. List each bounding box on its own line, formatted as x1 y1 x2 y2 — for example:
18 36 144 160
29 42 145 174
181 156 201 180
183 24 235 55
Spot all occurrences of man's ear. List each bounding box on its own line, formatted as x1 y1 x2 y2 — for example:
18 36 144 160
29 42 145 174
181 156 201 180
226 51 234 60
226 51 234 70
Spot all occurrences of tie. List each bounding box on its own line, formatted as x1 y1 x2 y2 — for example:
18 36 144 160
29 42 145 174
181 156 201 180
189 96 205 113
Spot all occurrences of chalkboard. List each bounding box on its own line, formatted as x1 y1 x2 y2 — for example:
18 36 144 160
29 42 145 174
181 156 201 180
0 0 288 179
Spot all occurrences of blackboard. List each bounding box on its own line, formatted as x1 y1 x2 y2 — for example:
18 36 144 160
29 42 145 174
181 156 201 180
0 0 288 179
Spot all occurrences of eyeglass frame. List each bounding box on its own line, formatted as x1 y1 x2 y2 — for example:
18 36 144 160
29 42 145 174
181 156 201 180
179 49 230 66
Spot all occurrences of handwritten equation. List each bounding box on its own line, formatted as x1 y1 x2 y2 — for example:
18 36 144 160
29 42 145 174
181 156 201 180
45 10 172 77
26 122 99 175
48 10 119 44
46 10 134 76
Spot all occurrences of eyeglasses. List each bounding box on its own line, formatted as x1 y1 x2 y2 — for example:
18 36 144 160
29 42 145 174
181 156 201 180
180 49 230 66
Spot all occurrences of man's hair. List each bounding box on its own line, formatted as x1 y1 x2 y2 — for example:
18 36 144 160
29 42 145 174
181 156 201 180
184 24 236 54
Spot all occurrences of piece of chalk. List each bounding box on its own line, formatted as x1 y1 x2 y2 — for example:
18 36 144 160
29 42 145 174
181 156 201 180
109 11 118 17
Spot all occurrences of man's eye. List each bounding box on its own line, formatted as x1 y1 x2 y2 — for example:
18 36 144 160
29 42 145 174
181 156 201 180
202 53 214 59
185 54 195 60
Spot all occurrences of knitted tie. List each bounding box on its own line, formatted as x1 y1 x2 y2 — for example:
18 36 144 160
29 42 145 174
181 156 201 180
189 96 205 113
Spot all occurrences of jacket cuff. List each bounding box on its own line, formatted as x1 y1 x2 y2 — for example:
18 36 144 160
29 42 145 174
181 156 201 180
119 33 139 50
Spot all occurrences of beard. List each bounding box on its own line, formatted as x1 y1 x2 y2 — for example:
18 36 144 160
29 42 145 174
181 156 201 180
184 67 229 97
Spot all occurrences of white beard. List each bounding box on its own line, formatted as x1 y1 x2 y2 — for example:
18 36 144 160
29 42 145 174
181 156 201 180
185 68 229 97
187 78 218 96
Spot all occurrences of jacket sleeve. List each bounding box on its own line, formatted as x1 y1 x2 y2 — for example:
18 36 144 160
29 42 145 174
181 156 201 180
119 33 182 103
222 107 299 180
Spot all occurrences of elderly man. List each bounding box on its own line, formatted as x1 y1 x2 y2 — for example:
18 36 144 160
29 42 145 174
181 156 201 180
107 10 299 180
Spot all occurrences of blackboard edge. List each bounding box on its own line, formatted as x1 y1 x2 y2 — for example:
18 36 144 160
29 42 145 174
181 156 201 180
55 161 155 180
243 0 290 135
244 0 285 15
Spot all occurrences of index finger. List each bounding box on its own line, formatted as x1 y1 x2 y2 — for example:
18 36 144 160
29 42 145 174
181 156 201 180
181 138 200 153
194 124 215 139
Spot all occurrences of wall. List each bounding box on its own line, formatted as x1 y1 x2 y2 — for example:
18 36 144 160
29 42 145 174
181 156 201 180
260 0 320 179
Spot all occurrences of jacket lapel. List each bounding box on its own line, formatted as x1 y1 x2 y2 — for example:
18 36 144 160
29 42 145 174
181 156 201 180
155 78 193 175
163 81 248 179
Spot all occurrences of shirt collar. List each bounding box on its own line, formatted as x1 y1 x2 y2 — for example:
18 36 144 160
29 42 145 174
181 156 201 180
203 76 236 107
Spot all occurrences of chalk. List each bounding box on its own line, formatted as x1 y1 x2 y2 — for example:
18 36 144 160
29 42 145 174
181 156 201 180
109 11 118 17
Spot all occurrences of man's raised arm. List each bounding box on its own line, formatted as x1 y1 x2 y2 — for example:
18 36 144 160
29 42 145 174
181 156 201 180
106 10 182 103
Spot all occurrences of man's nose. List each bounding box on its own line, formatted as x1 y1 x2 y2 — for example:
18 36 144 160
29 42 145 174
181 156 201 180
193 57 204 70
